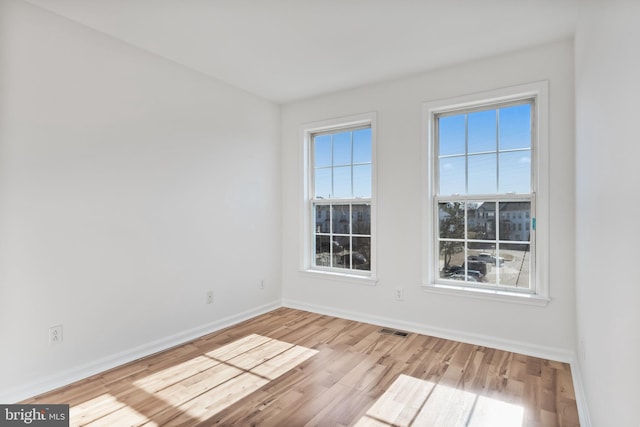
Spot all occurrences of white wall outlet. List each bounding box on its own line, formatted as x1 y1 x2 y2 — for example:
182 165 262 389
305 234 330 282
49 325 63 345
395 288 404 301
206 290 214 304
260 279 265 290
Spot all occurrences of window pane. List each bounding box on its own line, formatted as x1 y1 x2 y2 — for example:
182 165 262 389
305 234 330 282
496 244 530 288
333 166 351 198
468 109 497 154
439 202 465 239
353 128 372 163
314 134 332 168
332 205 350 234
315 204 331 234
351 204 370 235
334 236 350 269
333 131 351 166
439 241 464 278
352 237 371 271
465 246 489 282
315 235 331 267
438 115 465 156
500 104 531 150
499 202 531 242
439 156 465 195
466 201 486 240
314 168 332 198
475 202 497 239
468 154 497 194
499 151 531 193
353 164 371 198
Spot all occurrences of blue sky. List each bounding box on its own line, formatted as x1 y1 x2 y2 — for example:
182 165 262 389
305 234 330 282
439 103 531 195
314 128 372 199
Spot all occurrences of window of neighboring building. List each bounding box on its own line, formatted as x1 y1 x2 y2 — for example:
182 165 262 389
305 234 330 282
423 82 549 303
302 113 376 281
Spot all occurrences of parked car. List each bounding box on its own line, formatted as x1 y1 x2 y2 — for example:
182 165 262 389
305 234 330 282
340 252 367 266
464 260 488 275
448 266 483 280
477 253 504 265
449 273 478 282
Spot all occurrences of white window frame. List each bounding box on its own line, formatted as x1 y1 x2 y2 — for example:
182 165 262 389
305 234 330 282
422 82 550 305
300 112 377 284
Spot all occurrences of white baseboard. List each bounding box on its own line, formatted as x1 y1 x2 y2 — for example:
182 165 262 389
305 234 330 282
1 300 281 404
569 360 592 427
282 298 574 362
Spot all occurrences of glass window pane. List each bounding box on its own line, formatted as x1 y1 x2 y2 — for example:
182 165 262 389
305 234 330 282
499 151 531 194
315 204 331 234
499 202 531 242
475 202 496 240
315 235 331 267
495 244 530 288
353 164 371 198
438 115 465 156
333 131 351 166
334 236 350 269
468 154 497 194
500 104 531 150
352 237 370 270
353 128 371 164
468 109 497 154
314 168 332 198
439 156 465 195
467 202 496 241
438 202 465 239
465 245 489 282
351 204 370 235
466 201 487 240
332 205 350 234
333 166 351 198
314 134 332 168
439 241 464 278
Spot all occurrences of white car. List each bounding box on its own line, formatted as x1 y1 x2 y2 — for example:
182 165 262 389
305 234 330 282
477 253 504 265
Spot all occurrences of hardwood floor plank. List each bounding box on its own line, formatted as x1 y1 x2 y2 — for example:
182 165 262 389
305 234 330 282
354 374 435 427
22 308 580 426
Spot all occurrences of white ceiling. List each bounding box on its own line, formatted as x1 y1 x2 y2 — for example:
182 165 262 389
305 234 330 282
24 0 579 104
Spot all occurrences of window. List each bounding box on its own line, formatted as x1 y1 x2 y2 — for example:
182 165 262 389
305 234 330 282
423 82 549 303
302 113 376 280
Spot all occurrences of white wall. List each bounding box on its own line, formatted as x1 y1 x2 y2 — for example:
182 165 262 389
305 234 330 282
282 40 576 359
0 0 281 401
575 1 640 425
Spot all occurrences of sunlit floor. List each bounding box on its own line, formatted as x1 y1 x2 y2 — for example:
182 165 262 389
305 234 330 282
23 308 580 426
355 374 524 426
67 334 317 426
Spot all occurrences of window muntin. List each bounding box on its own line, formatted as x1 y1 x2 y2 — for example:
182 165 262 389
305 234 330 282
435 99 535 292
310 125 373 274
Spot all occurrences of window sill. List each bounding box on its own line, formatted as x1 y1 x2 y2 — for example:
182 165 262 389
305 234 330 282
422 283 550 306
299 269 378 286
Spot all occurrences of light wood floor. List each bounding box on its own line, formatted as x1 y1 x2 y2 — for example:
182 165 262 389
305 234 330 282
24 308 580 426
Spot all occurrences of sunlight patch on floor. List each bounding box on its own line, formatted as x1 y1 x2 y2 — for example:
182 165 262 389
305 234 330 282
74 334 317 426
355 374 524 427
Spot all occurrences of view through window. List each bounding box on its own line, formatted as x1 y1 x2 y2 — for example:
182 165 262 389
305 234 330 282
311 125 372 273
435 99 535 291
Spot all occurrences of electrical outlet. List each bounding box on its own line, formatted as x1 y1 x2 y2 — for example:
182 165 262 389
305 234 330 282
49 325 63 345
395 288 404 301
206 290 214 304
260 279 265 290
